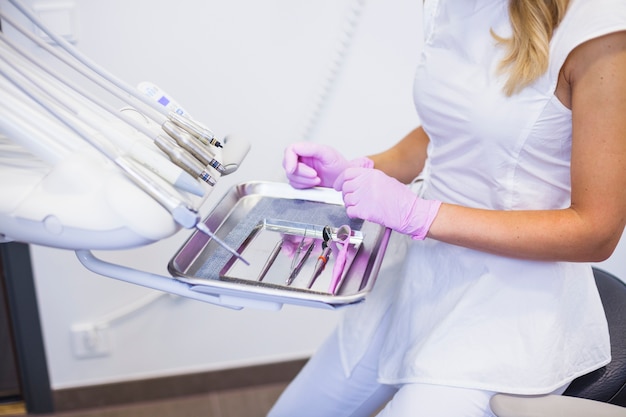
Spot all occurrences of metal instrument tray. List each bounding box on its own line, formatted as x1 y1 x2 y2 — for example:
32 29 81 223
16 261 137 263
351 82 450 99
168 181 391 308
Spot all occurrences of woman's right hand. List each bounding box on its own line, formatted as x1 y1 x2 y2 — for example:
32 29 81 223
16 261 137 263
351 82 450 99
282 142 373 190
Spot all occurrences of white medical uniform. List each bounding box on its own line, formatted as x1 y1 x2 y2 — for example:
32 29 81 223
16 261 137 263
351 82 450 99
339 0 626 395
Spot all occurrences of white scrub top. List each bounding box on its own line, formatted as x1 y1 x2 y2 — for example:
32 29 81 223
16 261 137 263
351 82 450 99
339 0 626 395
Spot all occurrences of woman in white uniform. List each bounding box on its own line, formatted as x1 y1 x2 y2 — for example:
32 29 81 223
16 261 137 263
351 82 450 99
268 1 626 416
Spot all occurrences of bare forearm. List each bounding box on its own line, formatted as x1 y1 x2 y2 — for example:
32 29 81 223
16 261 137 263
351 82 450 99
429 204 625 262
369 127 430 183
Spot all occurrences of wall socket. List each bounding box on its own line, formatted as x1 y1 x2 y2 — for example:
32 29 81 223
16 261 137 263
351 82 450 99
70 324 111 358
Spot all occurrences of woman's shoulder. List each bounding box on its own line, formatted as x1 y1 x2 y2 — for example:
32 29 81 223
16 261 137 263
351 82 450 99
549 0 626 76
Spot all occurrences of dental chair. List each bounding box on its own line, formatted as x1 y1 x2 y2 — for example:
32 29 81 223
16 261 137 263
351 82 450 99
490 267 626 417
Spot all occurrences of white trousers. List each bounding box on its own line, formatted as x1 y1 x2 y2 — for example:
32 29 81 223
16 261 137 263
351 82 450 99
267 327 500 417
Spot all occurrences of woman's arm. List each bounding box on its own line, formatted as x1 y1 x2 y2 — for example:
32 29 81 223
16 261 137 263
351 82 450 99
428 31 626 262
368 126 430 184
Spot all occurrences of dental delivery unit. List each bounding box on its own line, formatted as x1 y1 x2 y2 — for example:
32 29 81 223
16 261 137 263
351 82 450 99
0 0 390 310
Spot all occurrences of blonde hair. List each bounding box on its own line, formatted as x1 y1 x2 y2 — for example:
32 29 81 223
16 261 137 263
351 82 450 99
493 0 571 95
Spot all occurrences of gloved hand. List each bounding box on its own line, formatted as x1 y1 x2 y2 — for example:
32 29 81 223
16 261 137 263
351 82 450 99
337 167 442 240
283 142 373 189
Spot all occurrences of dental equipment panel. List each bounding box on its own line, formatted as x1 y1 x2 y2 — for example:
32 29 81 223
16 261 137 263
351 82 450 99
0 0 390 310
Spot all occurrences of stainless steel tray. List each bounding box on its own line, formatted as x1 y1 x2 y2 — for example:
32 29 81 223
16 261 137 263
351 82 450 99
168 181 391 308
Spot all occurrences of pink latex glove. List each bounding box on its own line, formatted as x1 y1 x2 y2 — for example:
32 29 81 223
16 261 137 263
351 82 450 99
283 142 373 189
337 168 442 240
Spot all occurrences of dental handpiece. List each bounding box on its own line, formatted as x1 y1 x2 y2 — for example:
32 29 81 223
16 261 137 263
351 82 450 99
168 112 223 148
135 81 222 150
162 121 226 174
154 135 217 186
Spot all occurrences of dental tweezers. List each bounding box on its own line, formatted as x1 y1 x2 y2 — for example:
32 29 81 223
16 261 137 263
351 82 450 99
286 241 314 285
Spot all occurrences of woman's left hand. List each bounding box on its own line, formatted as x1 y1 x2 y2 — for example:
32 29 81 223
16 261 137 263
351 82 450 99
336 167 441 240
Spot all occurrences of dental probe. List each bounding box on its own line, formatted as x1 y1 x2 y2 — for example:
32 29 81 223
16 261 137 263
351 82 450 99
0 64 249 265
196 223 249 266
0 39 204 196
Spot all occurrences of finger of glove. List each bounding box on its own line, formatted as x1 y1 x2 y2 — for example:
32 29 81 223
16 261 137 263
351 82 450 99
342 169 414 227
283 145 301 174
284 142 333 171
340 168 379 219
333 170 347 191
284 143 324 172
287 176 321 189
286 161 321 188
340 167 376 196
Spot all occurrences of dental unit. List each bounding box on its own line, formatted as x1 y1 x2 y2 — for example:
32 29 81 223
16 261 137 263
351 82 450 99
0 0 390 310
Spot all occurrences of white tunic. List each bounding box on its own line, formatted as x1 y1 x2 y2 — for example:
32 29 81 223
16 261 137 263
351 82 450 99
339 0 626 394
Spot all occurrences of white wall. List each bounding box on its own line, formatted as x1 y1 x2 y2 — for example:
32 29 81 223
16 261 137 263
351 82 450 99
4 0 624 391
3 0 423 389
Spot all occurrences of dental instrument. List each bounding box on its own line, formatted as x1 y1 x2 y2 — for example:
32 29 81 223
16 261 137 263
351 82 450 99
328 225 351 294
196 223 249 266
290 228 309 272
161 121 226 173
257 238 284 282
136 81 225 150
287 241 314 286
153 135 217 187
308 225 333 288
168 112 223 149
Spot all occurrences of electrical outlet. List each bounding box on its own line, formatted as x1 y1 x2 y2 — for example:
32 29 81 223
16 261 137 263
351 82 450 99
70 324 111 358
